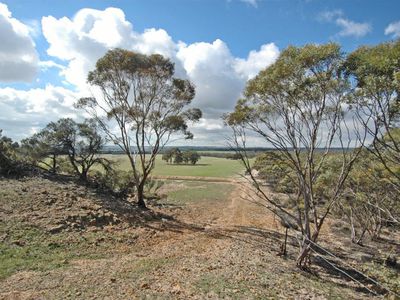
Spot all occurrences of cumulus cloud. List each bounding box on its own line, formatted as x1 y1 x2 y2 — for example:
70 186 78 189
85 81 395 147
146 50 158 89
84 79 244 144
234 43 279 80
0 85 81 140
0 3 39 82
318 10 371 38
385 20 400 38
177 39 244 116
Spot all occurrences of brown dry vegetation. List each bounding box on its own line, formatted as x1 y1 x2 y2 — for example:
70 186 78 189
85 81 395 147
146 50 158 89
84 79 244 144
0 175 399 299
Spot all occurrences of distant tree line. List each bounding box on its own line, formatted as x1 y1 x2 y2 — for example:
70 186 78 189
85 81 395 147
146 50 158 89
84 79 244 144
162 148 201 165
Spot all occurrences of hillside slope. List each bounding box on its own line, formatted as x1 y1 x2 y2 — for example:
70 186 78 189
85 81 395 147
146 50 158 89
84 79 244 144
0 176 397 299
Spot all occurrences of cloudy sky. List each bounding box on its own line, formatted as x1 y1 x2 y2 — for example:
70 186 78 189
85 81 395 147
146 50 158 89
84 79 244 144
0 0 399 146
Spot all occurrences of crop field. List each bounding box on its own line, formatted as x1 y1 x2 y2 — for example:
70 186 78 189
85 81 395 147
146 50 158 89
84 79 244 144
102 154 251 178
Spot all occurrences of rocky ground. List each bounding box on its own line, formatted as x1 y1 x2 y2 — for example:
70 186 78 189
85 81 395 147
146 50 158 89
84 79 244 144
0 175 398 299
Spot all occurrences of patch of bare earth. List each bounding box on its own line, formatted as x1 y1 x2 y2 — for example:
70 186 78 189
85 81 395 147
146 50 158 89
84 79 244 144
0 176 396 299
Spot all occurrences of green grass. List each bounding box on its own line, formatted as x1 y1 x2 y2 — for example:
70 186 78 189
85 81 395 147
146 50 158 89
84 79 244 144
362 261 400 294
102 155 249 178
163 181 234 205
0 221 130 280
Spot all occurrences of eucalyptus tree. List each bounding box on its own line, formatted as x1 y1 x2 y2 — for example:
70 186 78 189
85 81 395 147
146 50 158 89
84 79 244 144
345 40 400 189
0 130 19 174
21 118 107 181
77 49 201 208
21 126 63 173
225 43 366 268
53 118 109 181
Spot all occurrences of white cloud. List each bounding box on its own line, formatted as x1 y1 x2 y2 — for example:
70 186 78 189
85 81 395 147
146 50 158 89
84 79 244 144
318 10 343 22
177 39 244 116
335 18 371 37
318 10 371 38
234 43 279 80
38 60 65 71
0 85 82 140
240 0 259 8
0 3 38 82
385 20 400 38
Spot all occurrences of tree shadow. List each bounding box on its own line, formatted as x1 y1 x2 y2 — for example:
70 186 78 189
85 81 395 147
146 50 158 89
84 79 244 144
200 224 389 298
312 255 389 296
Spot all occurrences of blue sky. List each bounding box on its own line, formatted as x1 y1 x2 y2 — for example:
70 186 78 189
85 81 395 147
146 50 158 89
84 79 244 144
4 0 399 56
0 0 399 145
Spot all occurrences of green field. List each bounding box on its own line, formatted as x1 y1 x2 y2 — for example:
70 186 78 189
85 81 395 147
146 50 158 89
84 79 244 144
103 154 250 178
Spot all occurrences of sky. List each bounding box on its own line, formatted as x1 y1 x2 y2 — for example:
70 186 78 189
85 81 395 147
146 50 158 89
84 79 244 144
0 0 399 146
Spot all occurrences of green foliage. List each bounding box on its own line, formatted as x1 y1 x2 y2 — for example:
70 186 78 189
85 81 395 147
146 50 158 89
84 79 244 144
144 177 164 196
253 152 295 193
345 40 400 95
57 157 76 175
161 148 177 163
20 127 61 172
0 130 21 176
188 151 201 165
227 43 347 127
345 40 400 189
21 118 107 181
162 148 201 165
340 151 400 241
92 167 136 198
174 149 183 164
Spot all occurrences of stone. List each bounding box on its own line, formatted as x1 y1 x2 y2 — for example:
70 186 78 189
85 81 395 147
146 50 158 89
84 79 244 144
48 224 66 234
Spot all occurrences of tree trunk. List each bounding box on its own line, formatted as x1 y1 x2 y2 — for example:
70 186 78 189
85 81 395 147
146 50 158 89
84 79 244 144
137 182 147 209
296 239 311 268
51 154 57 173
79 168 88 182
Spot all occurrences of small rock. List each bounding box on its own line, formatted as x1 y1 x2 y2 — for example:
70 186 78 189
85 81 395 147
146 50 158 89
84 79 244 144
13 240 25 247
140 283 150 289
386 255 397 268
45 199 55 205
48 224 66 234
171 284 182 294
110 278 116 283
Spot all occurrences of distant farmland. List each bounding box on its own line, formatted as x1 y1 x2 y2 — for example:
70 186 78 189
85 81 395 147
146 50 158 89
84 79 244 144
102 154 251 178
